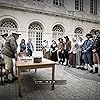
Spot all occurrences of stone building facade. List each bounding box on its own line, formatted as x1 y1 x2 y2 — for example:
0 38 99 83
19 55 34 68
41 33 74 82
0 0 100 54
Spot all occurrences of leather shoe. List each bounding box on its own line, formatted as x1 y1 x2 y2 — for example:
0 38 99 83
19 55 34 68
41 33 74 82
89 70 93 73
12 76 18 82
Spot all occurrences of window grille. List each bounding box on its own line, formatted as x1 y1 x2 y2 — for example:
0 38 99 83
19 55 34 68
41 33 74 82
74 27 84 41
0 18 18 49
90 0 97 14
0 18 18 38
53 0 64 7
74 27 83 34
75 0 83 11
28 22 43 51
52 25 64 41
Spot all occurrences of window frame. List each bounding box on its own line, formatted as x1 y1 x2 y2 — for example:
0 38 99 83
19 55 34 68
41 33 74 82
90 0 97 15
53 0 64 7
52 25 64 42
75 0 83 11
28 22 43 51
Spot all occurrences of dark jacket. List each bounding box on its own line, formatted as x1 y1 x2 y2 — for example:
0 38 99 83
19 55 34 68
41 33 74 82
20 42 26 52
82 38 94 53
94 37 100 57
2 35 17 58
27 42 34 52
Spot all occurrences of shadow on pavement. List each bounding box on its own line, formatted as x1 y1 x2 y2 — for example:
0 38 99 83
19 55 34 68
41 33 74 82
64 66 100 82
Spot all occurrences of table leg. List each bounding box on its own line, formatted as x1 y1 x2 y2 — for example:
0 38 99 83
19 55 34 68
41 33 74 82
35 69 37 73
18 68 22 97
52 65 55 90
1 67 3 85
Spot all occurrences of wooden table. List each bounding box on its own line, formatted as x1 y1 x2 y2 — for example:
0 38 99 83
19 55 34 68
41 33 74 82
15 58 56 97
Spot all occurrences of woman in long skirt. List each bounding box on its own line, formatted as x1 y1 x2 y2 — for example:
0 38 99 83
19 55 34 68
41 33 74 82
50 40 58 61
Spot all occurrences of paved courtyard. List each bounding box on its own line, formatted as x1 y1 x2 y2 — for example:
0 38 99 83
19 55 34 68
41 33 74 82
64 65 100 82
0 64 100 100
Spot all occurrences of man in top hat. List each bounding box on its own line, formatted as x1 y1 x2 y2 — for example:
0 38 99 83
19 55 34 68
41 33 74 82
2 30 21 83
86 33 93 38
92 30 100 75
57 38 65 64
64 36 71 65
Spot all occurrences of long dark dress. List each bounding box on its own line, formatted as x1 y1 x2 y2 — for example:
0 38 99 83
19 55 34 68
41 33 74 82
50 44 58 61
20 42 26 52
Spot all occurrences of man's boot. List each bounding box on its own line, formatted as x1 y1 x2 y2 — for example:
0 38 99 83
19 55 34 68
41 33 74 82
92 64 98 73
84 64 88 70
88 64 93 73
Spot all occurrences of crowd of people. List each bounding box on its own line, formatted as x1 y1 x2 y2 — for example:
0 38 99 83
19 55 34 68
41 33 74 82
43 30 100 76
19 38 34 56
0 29 100 83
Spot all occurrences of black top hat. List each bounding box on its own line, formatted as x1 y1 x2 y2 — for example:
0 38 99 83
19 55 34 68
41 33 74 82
43 40 47 42
1 33 8 37
64 36 69 40
11 31 21 35
64 36 68 38
58 38 63 41
86 33 93 38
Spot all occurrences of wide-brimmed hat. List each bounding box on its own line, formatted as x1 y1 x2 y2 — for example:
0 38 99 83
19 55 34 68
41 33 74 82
86 33 93 38
79 36 83 40
95 30 100 33
58 38 63 41
1 33 8 37
64 36 68 39
11 31 21 35
51 40 56 42
43 40 47 42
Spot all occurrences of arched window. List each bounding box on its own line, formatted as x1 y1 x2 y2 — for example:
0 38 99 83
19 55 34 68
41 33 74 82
0 18 18 49
52 24 64 41
0 18 18 35
74 27 84 40
74 27 83 34
28 22 43 51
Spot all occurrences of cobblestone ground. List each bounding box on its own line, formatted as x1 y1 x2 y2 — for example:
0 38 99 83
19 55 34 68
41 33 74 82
0 64 100 100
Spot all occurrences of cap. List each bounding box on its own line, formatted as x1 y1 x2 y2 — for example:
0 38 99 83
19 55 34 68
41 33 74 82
11 30 21 35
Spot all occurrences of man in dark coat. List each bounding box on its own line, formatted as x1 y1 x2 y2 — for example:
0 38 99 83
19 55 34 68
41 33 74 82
2 31 21 83
94 30 100 75
64 36 71 65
